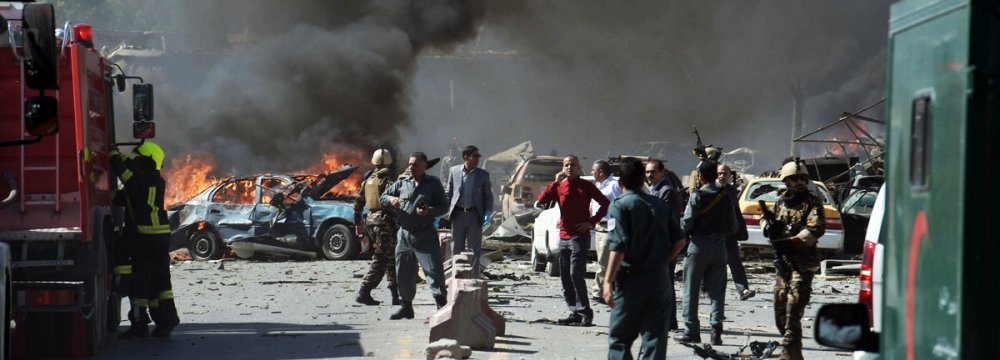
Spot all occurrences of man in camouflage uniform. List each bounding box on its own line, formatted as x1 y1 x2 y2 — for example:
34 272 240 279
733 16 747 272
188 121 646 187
354 148 400 306
764 161 826 360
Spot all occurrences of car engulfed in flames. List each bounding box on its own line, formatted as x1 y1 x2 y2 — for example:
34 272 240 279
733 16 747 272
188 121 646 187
167 166 369 261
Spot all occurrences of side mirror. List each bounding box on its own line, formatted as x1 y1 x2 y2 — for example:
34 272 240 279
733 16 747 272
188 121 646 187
814 304 878 352
0 14 6 35
133 83 154 121
22 3 58 90
501 185 511 194
115 74 127 93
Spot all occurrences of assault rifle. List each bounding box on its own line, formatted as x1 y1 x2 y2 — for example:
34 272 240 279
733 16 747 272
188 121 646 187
759 200 792 282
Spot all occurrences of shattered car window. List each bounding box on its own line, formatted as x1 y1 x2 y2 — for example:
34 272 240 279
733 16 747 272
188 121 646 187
522 162 562 181
260 178 289 204
212 179 256 204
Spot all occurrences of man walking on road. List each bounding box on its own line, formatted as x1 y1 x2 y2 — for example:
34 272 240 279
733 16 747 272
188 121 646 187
766 161 826 360
591 160 622 303
445 145 493 270
645 159 684 330
354 148 400 306
603 158 686 360
717 163 755 301
381 152 449 320
675 161 739 345
537 155 610 326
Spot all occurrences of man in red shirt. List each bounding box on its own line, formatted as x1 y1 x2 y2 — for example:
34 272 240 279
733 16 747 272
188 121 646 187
537 155 610 326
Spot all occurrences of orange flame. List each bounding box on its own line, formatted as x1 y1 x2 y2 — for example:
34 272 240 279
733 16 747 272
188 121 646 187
163 152 220 208
163 149 368 208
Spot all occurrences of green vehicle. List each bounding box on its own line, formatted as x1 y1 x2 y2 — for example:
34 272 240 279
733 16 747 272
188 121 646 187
815 0 999 358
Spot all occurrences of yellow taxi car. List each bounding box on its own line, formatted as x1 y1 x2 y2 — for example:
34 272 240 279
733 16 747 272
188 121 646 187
737 177 844 254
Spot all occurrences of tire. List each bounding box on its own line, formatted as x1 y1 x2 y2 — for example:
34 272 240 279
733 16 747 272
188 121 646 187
320 224 359 260
547 258 560 277
531 249 546 272
189 230 224 260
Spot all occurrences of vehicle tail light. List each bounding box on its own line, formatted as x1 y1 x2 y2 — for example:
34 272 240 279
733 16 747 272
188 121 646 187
73 23 94 48
743 214 760 226
18 289 76 306
825 217 843 230
859 240 876 324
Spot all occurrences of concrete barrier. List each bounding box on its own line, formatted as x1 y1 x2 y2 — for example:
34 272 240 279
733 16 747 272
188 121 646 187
429 252 506 349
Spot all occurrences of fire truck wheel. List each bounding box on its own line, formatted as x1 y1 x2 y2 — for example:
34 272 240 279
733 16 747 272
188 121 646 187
321 224 358 260
189 231 224 261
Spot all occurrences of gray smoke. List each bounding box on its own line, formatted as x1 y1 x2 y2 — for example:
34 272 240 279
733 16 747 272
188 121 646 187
403 0 891 172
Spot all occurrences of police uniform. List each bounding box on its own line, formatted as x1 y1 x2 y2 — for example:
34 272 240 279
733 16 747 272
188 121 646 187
380 172 449 319
767 163 825 360
110 142 179 339
606 190 683 359
677 181 739 345
354 150 400 306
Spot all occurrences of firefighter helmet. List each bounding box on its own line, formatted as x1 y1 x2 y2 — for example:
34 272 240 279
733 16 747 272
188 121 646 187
134 141 165 170
779 161 808 182
371 148 392 167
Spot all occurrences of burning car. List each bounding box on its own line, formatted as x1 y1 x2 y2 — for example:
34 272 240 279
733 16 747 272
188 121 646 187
168 166 367 260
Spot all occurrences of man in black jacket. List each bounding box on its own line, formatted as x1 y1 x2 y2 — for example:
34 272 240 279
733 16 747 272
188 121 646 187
718 163 755 300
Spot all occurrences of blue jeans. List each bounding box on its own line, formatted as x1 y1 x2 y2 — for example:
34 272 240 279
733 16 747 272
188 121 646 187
559 234 592 317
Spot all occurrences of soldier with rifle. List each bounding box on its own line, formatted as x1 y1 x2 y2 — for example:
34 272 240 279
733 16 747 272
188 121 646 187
759 161 826 360
354 148 400 306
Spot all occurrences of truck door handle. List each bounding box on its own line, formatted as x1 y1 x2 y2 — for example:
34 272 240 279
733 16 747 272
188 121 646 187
210 209 221 214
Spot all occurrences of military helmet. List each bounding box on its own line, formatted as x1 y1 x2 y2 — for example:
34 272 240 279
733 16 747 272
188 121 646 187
134 141 165 170
779 161 808 182
705 147 721 161
371 148 392 166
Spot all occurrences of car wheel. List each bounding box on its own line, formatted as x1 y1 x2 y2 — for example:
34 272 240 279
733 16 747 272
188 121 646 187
531 249 547 272
321 224 358 260
189 230 224 260
547 258 560 277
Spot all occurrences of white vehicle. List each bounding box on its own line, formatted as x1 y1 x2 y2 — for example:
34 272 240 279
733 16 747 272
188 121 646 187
854 184 885 360
739 178 845 254
530 176 599 277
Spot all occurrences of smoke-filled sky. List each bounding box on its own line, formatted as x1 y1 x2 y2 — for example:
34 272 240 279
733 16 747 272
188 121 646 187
75 0 890 175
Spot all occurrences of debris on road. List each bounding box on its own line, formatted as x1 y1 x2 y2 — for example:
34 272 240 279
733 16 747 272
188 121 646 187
425 338 471 360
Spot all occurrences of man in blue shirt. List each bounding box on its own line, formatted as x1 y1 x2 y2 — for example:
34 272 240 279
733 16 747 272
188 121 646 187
602 158 686 359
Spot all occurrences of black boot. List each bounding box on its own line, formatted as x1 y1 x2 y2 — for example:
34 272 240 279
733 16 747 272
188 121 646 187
434 295 447 309
673 332 701 343
118 323 149 340
711 324 723 345
356 285 380 306
388 285 400 306
151 300 180 338
390 301 414 320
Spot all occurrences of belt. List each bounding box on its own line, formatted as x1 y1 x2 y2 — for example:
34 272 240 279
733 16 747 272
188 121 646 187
617 266 669 277
401 224 434 232
456 206 477 212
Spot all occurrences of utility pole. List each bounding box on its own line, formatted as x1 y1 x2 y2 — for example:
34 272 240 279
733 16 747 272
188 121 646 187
789 79 804 157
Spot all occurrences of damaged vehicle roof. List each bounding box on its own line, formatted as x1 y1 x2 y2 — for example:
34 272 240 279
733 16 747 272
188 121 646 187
168 166 366 261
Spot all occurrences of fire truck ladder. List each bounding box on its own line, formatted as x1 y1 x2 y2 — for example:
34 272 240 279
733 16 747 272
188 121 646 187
18 53 61 214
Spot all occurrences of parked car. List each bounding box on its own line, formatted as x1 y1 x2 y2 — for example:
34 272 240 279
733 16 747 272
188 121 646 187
168 168 365 261
839 186 879 255
500 156 563 222
530 176 599 277
737 178 845 254
854 184 885 360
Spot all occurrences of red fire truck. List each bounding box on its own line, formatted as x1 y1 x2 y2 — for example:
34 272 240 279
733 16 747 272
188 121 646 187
1 3 156 357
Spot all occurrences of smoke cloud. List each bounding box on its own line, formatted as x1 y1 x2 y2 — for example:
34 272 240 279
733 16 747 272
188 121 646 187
105 0 483 174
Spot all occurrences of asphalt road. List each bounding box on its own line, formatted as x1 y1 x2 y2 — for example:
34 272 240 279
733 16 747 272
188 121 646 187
96 252 858 359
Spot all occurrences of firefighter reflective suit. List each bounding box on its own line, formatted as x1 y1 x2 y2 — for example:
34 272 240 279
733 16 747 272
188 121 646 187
110 142 180 339
354 149 400 306
764 161 825 360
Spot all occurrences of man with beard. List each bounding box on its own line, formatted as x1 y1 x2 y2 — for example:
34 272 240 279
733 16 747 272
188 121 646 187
644 159 684 330
764 161 825 360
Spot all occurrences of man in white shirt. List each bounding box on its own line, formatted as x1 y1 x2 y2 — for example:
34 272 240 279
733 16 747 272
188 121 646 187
591 160 623 302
